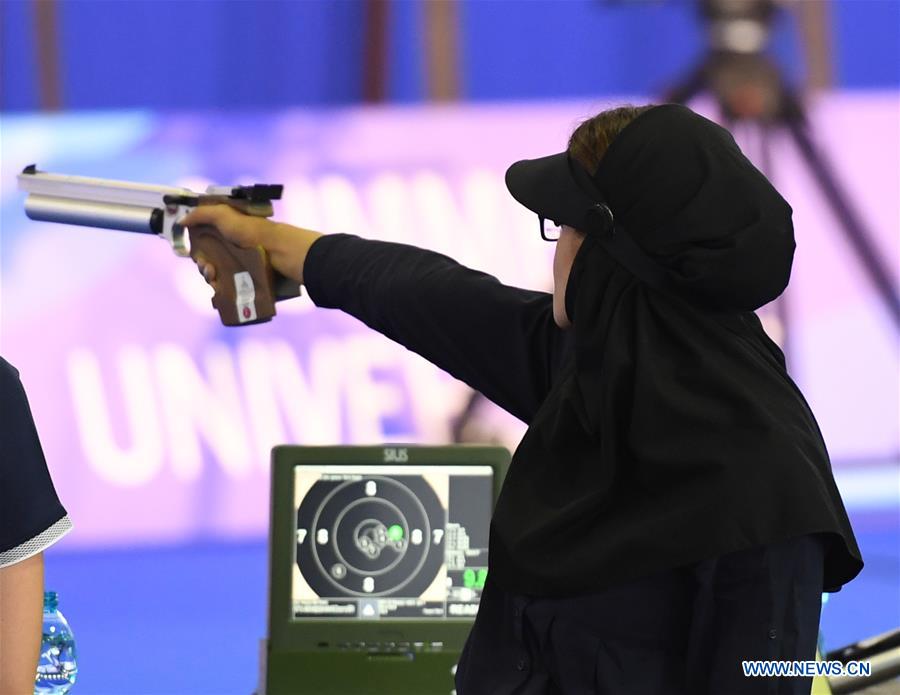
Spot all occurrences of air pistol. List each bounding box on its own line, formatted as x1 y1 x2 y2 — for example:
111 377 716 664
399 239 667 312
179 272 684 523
17 165 299 326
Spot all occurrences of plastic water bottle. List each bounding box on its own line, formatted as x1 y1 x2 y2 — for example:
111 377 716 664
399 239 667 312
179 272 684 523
35 591 78 694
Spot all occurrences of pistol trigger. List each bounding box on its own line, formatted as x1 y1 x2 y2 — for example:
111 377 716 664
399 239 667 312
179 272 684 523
171 222 190 257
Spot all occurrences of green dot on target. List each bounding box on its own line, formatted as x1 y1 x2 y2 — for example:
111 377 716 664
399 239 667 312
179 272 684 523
387 524 404 541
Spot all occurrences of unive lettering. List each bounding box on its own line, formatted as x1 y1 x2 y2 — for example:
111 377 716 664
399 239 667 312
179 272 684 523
66 337 464 487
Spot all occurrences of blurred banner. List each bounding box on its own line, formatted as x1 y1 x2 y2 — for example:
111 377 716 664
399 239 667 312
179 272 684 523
1 96 897 548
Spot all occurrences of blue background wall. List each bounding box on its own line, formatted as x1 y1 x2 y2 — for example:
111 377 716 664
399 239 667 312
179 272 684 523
42 517 900 694
2 0 899 112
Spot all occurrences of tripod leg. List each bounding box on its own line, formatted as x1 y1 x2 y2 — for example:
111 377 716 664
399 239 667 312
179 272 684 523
663 61 709 106
783 99 900 332
758 125 793 361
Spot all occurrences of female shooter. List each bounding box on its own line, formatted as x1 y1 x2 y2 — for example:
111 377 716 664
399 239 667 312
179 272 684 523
184 104 862 695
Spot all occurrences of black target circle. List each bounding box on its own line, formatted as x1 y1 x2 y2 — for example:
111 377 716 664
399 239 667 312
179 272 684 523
331 497 410 576
311 477 429 597
296 475 445 598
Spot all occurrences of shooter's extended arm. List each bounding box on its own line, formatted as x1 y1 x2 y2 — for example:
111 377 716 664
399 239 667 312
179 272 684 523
17 166 300 326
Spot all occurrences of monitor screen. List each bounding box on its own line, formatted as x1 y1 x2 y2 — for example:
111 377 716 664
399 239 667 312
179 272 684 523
292 464 493 621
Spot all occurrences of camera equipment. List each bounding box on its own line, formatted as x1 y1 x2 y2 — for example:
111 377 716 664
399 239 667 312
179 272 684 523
666 0 899 332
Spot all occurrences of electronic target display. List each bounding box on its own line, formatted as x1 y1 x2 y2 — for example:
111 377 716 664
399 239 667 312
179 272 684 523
292 464 492 620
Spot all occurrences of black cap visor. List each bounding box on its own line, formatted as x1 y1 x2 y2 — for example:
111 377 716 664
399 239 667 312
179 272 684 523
505 152 601 232
506 151 675 296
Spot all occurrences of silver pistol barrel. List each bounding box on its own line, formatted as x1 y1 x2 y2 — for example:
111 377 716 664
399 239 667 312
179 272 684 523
24 195 161 235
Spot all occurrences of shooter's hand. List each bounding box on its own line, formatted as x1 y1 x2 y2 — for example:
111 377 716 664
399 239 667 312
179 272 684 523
180 204 323 289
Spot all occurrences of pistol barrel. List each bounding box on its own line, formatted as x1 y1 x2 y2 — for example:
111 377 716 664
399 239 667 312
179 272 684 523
17 167 194 207
24 194 162 235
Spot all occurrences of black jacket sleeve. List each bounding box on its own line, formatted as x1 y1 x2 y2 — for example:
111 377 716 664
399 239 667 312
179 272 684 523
303 234 568 423
0 358 68 554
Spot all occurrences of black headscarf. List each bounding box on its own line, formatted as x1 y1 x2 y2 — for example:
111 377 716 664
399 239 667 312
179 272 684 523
489 105 863 596
567 104 796 317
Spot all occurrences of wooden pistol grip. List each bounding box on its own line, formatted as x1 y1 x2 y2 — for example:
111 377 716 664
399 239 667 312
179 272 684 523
188 224 276 326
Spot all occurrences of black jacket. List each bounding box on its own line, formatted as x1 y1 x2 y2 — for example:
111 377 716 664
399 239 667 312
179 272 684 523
0 357 70 565
304 234 862 596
